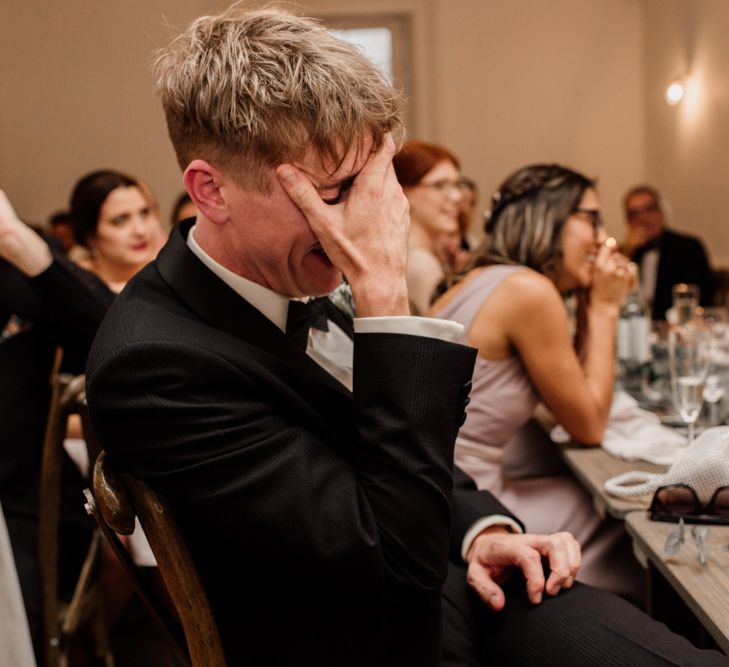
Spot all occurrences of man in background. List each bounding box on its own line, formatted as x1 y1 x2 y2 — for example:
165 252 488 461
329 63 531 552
622 184 713 319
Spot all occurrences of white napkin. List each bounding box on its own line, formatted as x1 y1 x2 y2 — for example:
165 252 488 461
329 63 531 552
551 391 685 465
63 437 90 477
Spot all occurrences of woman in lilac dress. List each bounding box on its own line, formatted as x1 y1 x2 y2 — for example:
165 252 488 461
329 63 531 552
431 164 641 599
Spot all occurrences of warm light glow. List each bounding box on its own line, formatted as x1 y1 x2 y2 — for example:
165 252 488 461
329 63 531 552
666 80 685 105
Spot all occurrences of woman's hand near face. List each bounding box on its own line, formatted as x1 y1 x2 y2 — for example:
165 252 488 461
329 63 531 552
589 239 631 313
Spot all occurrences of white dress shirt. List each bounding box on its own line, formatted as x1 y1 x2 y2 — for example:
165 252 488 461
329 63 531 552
187 226 521 557
639 248 660 308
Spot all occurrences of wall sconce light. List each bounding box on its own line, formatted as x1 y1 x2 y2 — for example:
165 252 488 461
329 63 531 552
666 79 685 106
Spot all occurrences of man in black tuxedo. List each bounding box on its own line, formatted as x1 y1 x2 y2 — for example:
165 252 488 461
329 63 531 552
86 6 728 666
622 185 713 320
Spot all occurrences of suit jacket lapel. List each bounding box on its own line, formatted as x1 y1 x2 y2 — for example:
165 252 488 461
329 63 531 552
156 221 352 399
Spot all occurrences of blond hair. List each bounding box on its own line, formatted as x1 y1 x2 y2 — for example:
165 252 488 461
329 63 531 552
153 4 404 191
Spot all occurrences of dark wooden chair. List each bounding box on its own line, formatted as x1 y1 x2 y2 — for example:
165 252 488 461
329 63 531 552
38 372 113 667
83 452 227 667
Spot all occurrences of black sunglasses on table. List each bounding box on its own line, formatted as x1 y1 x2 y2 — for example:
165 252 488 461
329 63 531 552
649 484 729 525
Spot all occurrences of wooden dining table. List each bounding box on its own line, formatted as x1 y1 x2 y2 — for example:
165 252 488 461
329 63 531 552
625 512 729 654
560 441 729 654
560 444 667 519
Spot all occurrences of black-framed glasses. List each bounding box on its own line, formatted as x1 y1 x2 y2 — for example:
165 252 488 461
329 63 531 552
649 484 729 525
418 178 470 195
572 207 604 230
627 201 659 220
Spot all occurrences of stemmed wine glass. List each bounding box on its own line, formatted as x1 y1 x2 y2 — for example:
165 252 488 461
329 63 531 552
668 325 711 444
699 307 729 427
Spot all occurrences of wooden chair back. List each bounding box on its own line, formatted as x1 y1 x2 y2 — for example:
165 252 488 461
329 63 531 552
38 372 112 667
85 452 227 667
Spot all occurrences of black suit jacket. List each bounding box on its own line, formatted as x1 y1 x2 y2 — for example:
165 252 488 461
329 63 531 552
86 221 519 666
632 228 713 320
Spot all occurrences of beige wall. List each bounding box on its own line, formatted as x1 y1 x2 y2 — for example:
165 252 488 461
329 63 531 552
0 0 203 226
0 0 694 259
642 0 729 267
428 0 645 243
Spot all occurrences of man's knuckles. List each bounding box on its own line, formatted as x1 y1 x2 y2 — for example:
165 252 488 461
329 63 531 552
515 544 542 568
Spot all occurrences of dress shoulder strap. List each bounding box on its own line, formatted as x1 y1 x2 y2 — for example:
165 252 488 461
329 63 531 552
435 265 526 333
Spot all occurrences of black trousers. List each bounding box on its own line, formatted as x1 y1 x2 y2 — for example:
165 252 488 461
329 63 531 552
441 562 729 666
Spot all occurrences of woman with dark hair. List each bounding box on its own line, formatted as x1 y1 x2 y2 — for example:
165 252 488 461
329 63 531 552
430 164 639 598
66 170 158 568
70 170 158 292
393 141 467 314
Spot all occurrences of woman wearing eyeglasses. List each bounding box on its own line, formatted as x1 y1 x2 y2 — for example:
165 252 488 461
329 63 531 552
393 141 469 314
430 163 640 598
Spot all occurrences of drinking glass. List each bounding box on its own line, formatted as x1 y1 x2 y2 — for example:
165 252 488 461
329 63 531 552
699 306 729 342
703 372 726 427
669 326 711 444
671 283 700 326
699 307 729 426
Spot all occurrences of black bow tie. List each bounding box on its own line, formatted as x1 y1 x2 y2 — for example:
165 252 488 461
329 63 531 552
286 298 330 349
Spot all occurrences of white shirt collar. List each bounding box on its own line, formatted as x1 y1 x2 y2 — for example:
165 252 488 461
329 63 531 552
186 224 291 332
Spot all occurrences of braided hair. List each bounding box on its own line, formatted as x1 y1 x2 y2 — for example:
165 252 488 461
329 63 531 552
470 163 594 279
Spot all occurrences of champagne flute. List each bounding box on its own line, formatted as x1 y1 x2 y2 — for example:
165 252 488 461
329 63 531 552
669 325 711 444
699 306 729 426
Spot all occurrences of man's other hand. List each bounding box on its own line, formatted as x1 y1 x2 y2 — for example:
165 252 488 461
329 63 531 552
465 527 581 611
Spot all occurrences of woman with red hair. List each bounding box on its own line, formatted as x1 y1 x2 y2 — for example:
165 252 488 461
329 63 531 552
393 141 467 314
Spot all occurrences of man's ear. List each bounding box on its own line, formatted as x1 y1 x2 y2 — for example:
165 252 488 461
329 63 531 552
183 160 228 225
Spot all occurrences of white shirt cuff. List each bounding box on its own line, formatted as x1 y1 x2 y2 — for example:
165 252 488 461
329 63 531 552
461 515 524 561
353 316 463 343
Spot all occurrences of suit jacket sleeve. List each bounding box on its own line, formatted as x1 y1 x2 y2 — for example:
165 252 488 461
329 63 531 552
29 248 114 372
87 320 477 605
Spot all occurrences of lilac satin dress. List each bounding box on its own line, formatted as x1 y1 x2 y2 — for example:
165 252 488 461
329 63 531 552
435 265 641 599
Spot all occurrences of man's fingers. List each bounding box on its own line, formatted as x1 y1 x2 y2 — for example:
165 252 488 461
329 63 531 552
514 545 546 605
538 532 577 596
354 132 397 189
466 531 583 610
275 164 330 230
564 533 582 587
466 561 506 611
